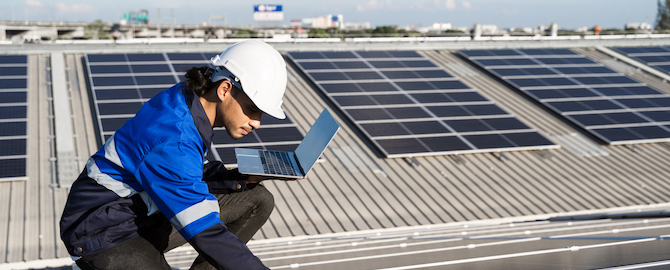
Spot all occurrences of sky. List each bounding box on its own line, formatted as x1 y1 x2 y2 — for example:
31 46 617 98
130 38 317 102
0 0 659 30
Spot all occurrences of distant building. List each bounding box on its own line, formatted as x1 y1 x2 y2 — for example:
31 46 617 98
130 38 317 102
480 24 499 35
574 26 589 32
343 22 371 30
432 22 452 31
626 22 652 30
300 14 344 29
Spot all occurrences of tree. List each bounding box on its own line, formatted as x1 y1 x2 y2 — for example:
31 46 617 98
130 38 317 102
656 0 670 30
85 20 110 39
372 26 399 37
231 30 257 38
308 28 331 38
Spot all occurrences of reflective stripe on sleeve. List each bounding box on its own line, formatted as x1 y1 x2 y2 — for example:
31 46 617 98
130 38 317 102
104 134 124 168
86 158 137 197
170 199 220 231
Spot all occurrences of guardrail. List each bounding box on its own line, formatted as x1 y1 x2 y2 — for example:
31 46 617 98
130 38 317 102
9 33 670 45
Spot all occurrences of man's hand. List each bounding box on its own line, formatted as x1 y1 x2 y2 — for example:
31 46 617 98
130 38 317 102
246 175 305 184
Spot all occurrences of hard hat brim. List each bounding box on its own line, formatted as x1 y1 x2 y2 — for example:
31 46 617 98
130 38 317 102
262 106 286 120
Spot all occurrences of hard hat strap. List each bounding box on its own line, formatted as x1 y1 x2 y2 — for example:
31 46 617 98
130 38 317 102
210 66 243 90
203 67 215 77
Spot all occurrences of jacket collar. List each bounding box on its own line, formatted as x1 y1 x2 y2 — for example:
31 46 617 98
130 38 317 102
182 83 213 151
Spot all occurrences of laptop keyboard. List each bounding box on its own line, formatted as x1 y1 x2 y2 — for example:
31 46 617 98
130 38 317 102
259 150 297 176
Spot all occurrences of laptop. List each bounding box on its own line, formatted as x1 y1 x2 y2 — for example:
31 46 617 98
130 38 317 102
235 108 340 178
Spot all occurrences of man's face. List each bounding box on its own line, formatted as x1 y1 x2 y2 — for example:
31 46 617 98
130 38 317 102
215 87 262 140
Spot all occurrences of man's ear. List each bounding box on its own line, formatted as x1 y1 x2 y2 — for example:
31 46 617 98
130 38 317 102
216 80 232 101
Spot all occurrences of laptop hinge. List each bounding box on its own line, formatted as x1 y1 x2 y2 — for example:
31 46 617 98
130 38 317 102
294 152 306 176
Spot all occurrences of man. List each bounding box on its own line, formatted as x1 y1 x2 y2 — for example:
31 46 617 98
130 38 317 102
60 40 292 269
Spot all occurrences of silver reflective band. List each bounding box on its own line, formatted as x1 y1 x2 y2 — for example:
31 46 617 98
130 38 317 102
86 158 137 198
170 199 220 231
103 134 123 168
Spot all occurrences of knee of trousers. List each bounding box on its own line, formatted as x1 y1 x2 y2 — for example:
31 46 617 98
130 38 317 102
253 185 275 218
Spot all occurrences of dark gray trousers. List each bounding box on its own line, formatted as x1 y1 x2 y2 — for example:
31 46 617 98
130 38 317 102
75 184 274 270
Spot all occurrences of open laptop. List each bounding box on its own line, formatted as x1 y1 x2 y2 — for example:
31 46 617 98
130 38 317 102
235 108 340 178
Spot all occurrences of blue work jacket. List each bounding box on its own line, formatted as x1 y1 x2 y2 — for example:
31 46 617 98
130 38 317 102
60 83 268 269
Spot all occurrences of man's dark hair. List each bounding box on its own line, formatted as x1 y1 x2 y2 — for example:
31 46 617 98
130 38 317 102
184 66 220 96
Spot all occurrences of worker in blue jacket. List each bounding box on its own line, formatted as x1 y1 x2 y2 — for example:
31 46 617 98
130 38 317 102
60 40 291 270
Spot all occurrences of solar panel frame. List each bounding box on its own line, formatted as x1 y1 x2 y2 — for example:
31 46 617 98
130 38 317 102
288 50 558 158
460 48 670 145
611 46 670 74
84 52 304 166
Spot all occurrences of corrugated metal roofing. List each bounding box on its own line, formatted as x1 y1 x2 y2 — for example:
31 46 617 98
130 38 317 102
3 41 670 268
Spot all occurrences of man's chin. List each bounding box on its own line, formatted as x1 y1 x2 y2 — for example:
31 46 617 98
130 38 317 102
226 130 244 140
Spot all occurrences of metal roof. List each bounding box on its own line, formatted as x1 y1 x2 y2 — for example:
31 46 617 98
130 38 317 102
3 39 670 268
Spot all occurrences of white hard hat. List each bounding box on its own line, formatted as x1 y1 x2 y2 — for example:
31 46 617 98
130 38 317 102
210 40 287 119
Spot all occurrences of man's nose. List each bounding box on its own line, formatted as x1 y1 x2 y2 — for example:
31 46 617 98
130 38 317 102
250 119 260 130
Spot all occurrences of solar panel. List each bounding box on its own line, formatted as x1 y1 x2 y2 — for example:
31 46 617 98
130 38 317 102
460 48 670 145
84 52 304 166
0 54 28 181
288 51 558 158
611 46 670 74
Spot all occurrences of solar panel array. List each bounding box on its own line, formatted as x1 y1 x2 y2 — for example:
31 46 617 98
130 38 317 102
611 46 670 74
459 48 670 145
287 51 557 158
0 55 28 181
85 52 304 165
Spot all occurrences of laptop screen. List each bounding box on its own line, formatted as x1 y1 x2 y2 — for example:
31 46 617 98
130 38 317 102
293 109 340 174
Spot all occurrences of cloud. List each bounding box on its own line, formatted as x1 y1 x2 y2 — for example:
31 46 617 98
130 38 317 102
357 0 381 11
57 2 95 13
445 0 456 10
25 0 43 7
462 1 471 9
501 8 518 15
430 0 457 10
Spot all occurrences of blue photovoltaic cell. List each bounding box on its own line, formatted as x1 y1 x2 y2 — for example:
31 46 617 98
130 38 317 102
172 63 209 73
0 66 27 76
0 138 26 156
85 52 304 165
100 118 130 132
0 55 27 64
518 49 574 55
460 48 670 145
0 121 26 136
130 64 172 73
94 89 141 100
97 102 143 115
89 65 131 74
92 76 135 87
0 79 27 89
126 54 165 62
309 72 349 81
139 87 166 98
287 52 325 60
167 53 207 61
0 92 27 103
134 75 178 85
490 68 556 77
322 52 356 58
87 54 126 62
299 62 336 69
0 106 27 119
356 51 397 58
0 159 27 179
288 50 557 157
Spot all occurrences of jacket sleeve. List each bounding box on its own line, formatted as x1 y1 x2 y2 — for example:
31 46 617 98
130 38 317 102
134 140 266 269
190 223 268 270
202 161 250 194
